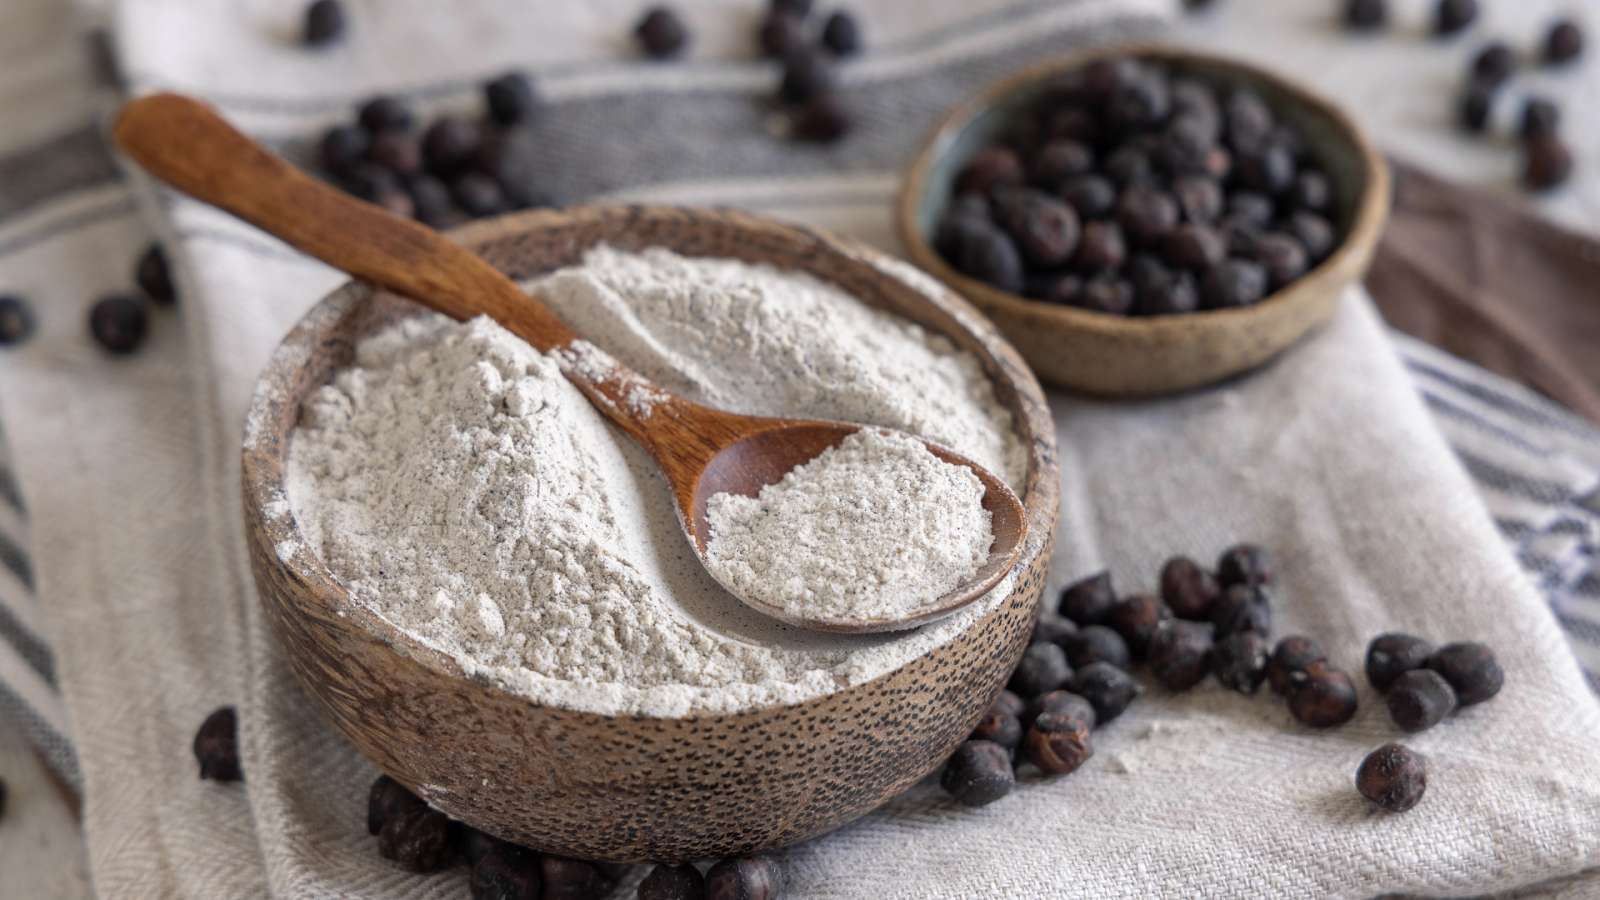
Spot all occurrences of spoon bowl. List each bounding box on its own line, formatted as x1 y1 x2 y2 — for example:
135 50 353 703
686 421 1029 632
112 92 1026 632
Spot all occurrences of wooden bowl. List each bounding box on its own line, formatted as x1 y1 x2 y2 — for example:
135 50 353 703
897 44 1390 397
241 205 1059 863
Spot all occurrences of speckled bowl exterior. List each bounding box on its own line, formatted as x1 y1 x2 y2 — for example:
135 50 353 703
241 205 1060 864
897 44 1391 398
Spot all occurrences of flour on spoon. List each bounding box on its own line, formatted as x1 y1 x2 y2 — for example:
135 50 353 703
704 429 993 622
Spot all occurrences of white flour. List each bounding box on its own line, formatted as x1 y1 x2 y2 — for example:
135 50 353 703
704 429 993 621
531 246 1027 490
287 246 1024 717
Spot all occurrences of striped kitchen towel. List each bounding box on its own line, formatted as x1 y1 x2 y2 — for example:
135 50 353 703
1398 330 1600 695
0 422 80 794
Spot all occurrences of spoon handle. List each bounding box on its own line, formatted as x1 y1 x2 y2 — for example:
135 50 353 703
110 93 724 457
113 93 578 347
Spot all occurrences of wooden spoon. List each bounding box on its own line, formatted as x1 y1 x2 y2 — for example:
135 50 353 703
111 93 1027 633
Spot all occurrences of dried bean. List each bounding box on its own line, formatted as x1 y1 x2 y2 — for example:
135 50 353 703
1116 185 1179 247
956 224 1024 293
485 71 539 125
1022 712 1094 775
89 295 146 354
1267 636 1326 695
1358 743 1426 811
303 0 346 46
1031 613 1078 647
1521 98 1561 140
1160 557 1219 620
1545 20 1584 64
1473 42 1515 87
1104 595 1169 660
1387 669 1457 732
640 863 706 900
0 296 34 346
359 97 414 134
791 93 850 142
1344 0 1387 31
423 116 482 176
1162 223 1226 271
636 7 689 58
1059 571 1117 625
1202 259 1268 308
1022 690 1097 731
543 854 614 900
1434 0 1477 36
1210 583 1271 639
1147 619 1215 691
941 741 1014 807
471 843 541 900
758 13 804 58
1524 134 1573 190
1212 631 1269 694
1135 269 1199 316
1253 232 1308 290
136 245 176 304
1077 275 1134 315
194 706 241 781
1427 642 1503 705
954 147 1024 197
1062 625 1131 671
970 708 1023 754
1072 220 1127 275
1288 663 1358 727
821 11 862 56
378 804 457 873
1008 642 1073 698
1070 661 1144 724
1364 633 1434 693
368 773 423 834
1059 173 1117 220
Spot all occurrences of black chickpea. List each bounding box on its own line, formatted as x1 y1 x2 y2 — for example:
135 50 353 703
1358 743 1428 812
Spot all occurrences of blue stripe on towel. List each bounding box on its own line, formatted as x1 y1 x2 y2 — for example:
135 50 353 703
1398 331 1600 699
0 424 76 789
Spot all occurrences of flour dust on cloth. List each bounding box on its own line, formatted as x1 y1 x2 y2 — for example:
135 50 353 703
55 1 1599 900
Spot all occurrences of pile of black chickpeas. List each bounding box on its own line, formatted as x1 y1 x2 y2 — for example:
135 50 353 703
934 55 1339 318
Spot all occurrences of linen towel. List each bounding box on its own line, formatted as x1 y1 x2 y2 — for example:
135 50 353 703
3 0 1600 897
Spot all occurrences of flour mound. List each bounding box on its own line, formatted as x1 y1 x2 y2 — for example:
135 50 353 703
288 247 1026 716
533 245 1026 491
290 316 837 692
705 430 993 620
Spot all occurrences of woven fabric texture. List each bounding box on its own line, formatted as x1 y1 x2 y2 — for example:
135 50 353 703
0 1 1598 898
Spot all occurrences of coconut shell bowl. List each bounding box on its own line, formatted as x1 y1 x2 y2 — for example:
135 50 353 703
241 205 1060 864
897 45 1391 397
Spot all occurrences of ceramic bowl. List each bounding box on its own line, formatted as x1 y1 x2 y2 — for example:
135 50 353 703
897 44 1390 397
241 204 1059 863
